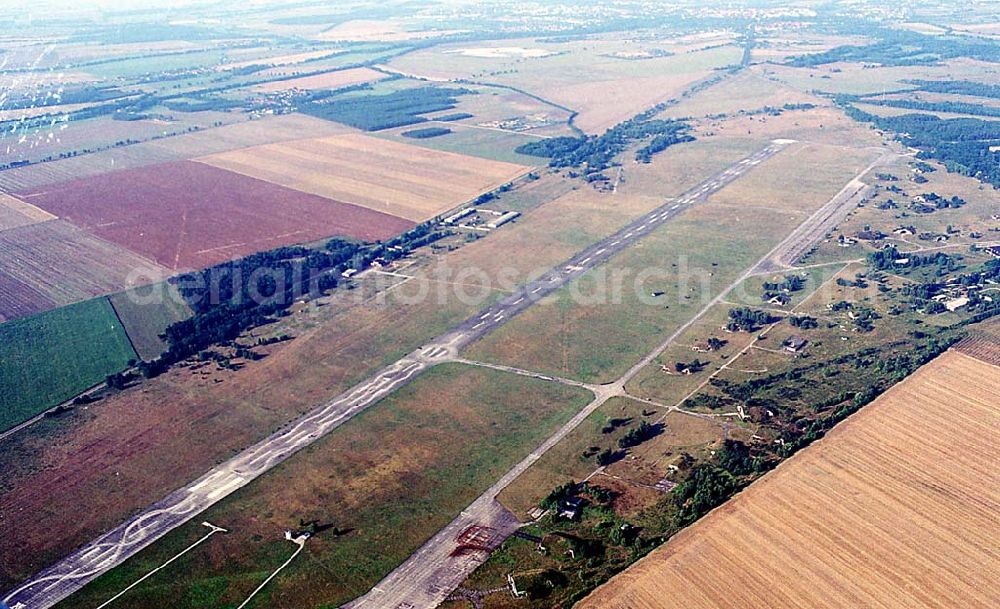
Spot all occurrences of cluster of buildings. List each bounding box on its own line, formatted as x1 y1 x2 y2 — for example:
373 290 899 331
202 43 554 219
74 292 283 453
443 207 521 231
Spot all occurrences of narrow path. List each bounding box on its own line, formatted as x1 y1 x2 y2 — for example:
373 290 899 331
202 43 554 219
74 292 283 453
94 523 226 609
235 536 307 609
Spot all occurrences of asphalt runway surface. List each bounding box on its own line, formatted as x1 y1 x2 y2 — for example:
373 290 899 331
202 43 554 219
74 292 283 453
2 140 791 609
753 148 895 274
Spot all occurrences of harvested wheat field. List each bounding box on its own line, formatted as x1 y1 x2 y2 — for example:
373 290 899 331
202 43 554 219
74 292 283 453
0 193 56 231
581 348 1000 609
197 133 531 221
19 161 415 270
253 66 385 92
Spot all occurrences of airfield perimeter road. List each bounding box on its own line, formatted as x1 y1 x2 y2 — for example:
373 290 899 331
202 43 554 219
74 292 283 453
2 140 790 609
753 148 897 274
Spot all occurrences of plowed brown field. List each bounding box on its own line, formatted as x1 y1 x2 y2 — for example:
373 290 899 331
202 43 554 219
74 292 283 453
581 349 1000 609
0 220 168 321
197 133 531 221
18 161 415 270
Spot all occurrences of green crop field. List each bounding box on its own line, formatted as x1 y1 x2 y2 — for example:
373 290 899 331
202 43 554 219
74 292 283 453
374 122 546 165
109 282 192 360
0 297 137 432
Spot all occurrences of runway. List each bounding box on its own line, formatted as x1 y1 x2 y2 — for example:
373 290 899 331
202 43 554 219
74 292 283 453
752 148 896 274
2 139 791 609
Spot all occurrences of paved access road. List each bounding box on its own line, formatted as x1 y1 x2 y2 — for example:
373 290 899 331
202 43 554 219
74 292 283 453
2 140 791 609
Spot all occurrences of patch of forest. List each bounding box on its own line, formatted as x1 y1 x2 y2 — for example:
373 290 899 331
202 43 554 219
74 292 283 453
300 86 474 131
787 29 1000 67
515 108 692 177
844 105 1000 187
401 126 452 139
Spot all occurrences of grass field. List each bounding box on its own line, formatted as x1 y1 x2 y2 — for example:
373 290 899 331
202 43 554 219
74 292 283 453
498 397 727 518
0 297 136 433
579 350 1000 609
373 122 547 165
389 40 744 133
54 363 592 609
658 71 825 119
757 58 1000 96
0 162 673 589
252 66 385 92
109 283 192 360
465 142 879 383
197 133 531 222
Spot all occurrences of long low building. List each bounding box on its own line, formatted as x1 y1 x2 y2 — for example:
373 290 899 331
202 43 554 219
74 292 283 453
579 341 1000 609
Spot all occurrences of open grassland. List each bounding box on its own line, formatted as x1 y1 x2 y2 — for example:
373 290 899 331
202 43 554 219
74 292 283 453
316 18 462 42
800 154 1000 266
466 142 879 383
373 121 546 165
658 71 826 119
217 49 342 71
757 58 1000 96
20 160 414 270
389 40 744 133
499 398 727 518
0 220 169 321
580 350 1000 609
109 283 192 360
751 34 871 62
421 85 577 138
54 364 592 609
0 297 136 433
252 66 385 92
692 102 886 148
197 133 531 222
0 193 56 231
0 167 674 590
613 137 766 206
623 302 760 406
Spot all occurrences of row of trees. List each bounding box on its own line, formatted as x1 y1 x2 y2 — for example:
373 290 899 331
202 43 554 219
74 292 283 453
152 221 452 375
867 246 955 271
